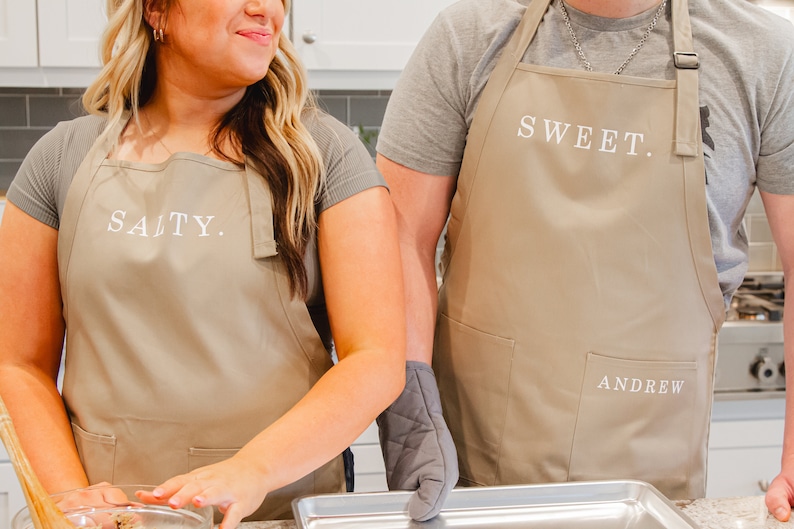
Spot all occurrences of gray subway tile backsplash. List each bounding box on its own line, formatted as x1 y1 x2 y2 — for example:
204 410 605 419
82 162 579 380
315 95 349 124
0 87 60 95
0 128 49 159
0 97 28 127
28 95 87 127
349 95 389 129
0 162 20 191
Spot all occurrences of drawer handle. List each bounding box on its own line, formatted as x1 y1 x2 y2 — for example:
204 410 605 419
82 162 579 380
759 480 769 493
302 31 318 44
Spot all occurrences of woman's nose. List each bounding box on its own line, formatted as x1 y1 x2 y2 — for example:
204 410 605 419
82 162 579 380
245 0 285 18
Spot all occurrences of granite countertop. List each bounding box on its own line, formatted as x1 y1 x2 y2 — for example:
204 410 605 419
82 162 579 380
239 496 793 528
676 496 793 528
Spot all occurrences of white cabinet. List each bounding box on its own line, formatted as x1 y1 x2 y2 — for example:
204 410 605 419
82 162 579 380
707 419 783 497
0 0 38 67
37 0 106 67
291 0 456 89
351 422 387 492
0 445 25 529
706 398 785 498
0 0 104 87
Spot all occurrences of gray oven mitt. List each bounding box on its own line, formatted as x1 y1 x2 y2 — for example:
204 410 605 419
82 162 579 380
376 360 459 521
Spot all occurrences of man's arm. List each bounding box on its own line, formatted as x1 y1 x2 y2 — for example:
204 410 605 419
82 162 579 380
376 154 457 362
761 191 794 521
374 154 459 521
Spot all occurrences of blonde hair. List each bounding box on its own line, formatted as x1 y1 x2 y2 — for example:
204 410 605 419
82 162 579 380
83 0 325 298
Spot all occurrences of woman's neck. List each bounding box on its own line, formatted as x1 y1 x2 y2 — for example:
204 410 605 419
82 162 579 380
144 80 243 131
563 0 664 18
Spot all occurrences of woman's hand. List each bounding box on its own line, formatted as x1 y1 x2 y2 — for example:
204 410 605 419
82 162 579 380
137 457 269 529
54 482 131 512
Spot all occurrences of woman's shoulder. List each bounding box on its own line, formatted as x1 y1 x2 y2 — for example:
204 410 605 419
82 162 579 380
43 113 107 148
303 108 358 147
49 114 107 185
25 113 104 158
302 107 373 165
301 107 384 212
10 114 107 228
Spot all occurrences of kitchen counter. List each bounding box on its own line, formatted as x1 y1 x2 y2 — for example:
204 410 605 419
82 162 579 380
676 496 792 528
239 496 792 529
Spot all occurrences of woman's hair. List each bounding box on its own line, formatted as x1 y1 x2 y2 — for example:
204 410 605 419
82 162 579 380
83 0 324 299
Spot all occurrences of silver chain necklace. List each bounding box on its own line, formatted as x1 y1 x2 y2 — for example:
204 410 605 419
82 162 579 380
558 0 667 75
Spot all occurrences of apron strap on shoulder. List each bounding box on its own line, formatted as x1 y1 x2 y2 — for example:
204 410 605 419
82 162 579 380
671 0 700 158
244 161 279 259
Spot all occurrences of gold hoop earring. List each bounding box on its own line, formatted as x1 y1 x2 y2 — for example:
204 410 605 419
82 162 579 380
153 28 164 42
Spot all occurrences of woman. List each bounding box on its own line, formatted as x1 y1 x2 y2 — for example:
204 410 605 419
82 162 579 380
0 0 406 526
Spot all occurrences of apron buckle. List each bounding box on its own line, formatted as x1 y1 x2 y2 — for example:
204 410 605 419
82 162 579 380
674 52 699 69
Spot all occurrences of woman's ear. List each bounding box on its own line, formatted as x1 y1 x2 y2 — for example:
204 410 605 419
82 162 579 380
143 0 165 30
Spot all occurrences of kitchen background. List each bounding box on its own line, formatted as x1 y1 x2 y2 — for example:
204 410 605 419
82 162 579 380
0 1 791 528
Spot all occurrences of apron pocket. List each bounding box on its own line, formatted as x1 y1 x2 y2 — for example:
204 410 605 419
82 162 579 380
188 447 239 471
434 313 515 486
72 423 116 485
569 352 697 496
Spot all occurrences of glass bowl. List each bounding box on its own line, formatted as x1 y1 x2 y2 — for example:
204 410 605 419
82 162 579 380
11 484 213 529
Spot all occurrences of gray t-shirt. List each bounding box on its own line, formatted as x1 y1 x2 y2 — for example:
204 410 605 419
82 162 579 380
8 108 384 316
10 109 382 228
377 0 794 301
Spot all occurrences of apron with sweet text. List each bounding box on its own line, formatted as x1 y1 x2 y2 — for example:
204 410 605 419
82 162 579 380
57 117 344 520
434 0 725 499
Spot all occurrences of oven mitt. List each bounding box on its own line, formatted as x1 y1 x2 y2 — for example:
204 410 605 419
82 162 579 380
376 360 458 521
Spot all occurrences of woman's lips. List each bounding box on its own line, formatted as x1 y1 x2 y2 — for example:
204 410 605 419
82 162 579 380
238 29 273 45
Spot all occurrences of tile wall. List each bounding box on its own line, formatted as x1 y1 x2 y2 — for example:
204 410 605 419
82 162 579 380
0 87 781 273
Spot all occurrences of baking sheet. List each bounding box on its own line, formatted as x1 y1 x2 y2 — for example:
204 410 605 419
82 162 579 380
292 480 701 528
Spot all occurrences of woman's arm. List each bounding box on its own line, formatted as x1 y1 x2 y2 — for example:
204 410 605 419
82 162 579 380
146 186 406 529
0 202 88 493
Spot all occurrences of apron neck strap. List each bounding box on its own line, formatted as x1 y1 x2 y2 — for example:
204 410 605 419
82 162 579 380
671 0 701 157
504 0 700 158
244 160 279 259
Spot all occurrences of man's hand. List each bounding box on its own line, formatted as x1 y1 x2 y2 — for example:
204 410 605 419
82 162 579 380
765 473 794 521
376 361 458 521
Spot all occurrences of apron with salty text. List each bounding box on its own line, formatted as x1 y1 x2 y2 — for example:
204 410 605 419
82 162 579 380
57 118 344 520
435 0 725 499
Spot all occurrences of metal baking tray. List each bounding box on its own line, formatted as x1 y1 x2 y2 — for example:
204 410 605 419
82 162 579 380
292 480 700 528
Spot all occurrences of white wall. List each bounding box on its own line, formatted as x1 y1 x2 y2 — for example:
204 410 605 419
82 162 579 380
0 199 5 225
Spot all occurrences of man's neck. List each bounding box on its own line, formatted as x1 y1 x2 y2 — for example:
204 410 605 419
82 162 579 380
563 0 664 18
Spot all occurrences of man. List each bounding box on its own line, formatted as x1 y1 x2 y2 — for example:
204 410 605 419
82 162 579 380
374 0 794 521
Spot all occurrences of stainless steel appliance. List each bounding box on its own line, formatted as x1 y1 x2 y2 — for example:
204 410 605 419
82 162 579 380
714 273 785 398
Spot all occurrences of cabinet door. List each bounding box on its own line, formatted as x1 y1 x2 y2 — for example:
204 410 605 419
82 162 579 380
0 0 37 67
706 419 784 498
37 0 106 67
0 460 25 529
292 0 454 71
350 422 387 492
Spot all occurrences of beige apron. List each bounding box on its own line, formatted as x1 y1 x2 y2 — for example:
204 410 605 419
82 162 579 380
435 0 725 499
57 117 344 520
